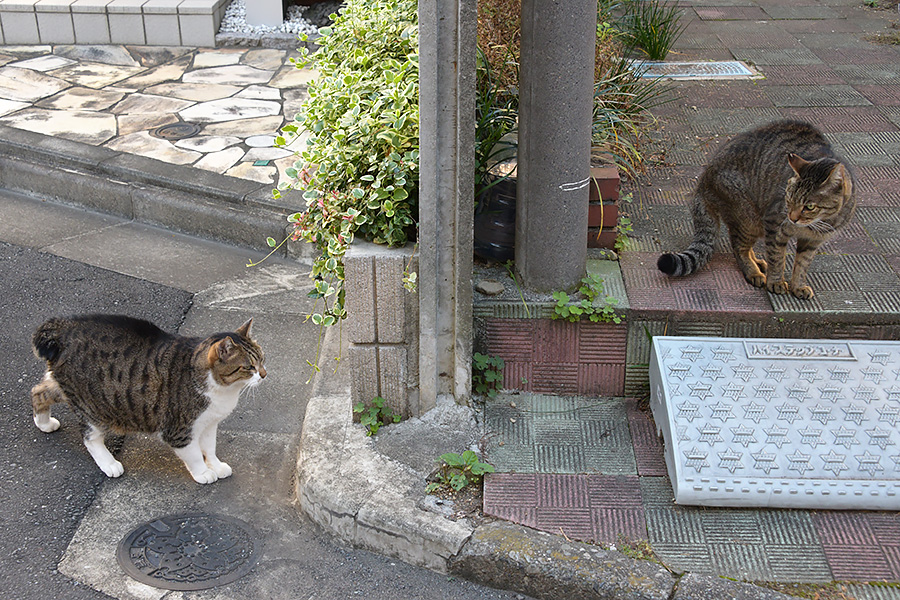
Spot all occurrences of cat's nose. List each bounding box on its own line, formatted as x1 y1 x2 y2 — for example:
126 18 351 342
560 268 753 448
259 366 267 379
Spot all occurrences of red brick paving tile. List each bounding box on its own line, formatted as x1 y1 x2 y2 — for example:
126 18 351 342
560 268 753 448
854 85 900 107
695 6 768 20
577 364 625 397
532 320 578 364
757 65 845 86
627 407 669 476
780 107 899 132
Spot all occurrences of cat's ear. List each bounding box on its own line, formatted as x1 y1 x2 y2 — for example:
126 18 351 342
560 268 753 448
828 163 852 198
788 153 810 175
208 336 236 364
236 318 253 338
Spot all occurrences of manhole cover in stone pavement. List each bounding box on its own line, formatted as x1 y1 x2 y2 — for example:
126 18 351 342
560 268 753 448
117 513 260 591
148 122 202 140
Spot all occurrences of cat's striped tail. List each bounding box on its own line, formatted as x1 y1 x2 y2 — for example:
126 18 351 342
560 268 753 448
32 318 68 363
657 197 718 277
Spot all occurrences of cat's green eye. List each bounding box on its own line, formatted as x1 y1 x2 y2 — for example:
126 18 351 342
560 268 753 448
804 203 817 211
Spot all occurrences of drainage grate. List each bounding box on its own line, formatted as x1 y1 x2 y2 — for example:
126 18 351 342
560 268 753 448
148 122 202 141
636 61 756 80
117 513 260 591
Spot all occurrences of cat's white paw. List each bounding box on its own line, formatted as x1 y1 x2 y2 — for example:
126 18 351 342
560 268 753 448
191 468 219 485
99 459 124 478
208 461 232 479
34 415 60 433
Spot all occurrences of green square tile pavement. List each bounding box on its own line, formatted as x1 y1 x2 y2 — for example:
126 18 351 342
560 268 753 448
640 478 833 582
484 394 637 474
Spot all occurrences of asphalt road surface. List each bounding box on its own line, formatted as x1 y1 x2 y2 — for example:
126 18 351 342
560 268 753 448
0 237 526 600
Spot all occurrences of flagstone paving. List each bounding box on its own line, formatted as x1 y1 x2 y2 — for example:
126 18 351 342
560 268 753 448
0 44 311 188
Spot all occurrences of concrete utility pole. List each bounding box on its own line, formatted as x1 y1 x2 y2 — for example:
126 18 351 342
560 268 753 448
516 0 597 292
417 0 476 410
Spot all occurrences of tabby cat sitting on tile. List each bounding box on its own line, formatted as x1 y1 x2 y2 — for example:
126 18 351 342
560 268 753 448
657 120 856 299
31 315 265 484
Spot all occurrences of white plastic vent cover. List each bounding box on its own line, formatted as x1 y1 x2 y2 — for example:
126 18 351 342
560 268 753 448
650 336 900 510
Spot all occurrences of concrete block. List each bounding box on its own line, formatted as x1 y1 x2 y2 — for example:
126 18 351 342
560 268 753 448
177 0 222 14
1 0 40 9
673 573 796 600
107 0 144 12
178 13 215 46
348 344 378 406
36 0 76 10
450 521 674 600
72 10 110 43
244 0 281 26
141 0 178 12
72 0 110 11
143 12 180 45
108 12 143 43
374 252 409 344
0 156 134 217
36 9 75 43
0 8 40 44
378 346 408 418
343 249 376 344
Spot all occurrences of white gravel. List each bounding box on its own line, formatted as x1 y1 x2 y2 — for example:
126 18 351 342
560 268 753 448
218 0 320 37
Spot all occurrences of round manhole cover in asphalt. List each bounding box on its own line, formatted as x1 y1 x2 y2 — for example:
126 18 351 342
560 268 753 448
148 122 202 141
117 513 260 591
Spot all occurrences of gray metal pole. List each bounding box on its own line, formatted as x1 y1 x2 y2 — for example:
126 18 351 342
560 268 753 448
516 0 596 292
418 0 476 410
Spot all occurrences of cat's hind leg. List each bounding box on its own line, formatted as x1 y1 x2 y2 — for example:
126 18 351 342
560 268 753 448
31 372 62 433
82 423 124 477
729 232 767 288
749 248 767 274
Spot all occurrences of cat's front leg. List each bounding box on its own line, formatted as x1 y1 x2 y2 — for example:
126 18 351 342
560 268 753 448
764 230 790 294
197 421 231 479
789 239 821 299
172 441 219 484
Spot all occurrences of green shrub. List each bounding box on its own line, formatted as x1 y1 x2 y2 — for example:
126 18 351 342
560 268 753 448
275 0 419 330
619 0 685 61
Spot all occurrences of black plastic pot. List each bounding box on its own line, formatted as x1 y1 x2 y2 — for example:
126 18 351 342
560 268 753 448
474 176 516 263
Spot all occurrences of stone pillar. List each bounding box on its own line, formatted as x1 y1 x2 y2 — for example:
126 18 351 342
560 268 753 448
418 0 476 411
515 0 597 291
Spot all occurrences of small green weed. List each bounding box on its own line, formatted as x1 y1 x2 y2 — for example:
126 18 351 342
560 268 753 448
472 352 505 398
617 536 658 562
353 396 400 436
426 450 495 493
552 273 623 324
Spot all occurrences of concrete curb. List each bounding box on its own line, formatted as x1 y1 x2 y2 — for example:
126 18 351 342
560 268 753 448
296 328 799 600
0 125 304 256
